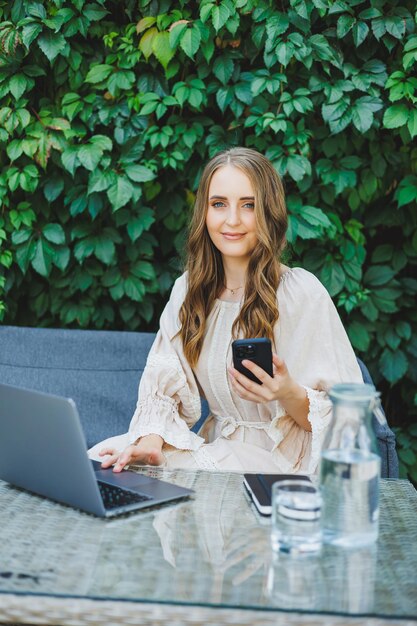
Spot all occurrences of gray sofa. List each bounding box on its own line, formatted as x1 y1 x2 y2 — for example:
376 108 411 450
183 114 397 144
0 325 399 478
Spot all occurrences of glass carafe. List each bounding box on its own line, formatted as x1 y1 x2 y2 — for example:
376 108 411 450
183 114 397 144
319 383 381 547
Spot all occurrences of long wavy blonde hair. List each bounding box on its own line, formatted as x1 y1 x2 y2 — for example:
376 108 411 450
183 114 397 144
179 147 288 368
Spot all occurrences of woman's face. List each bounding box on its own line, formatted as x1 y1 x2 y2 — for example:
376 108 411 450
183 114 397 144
205 165 258 264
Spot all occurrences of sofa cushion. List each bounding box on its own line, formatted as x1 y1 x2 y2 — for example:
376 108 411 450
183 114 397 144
0 325 155 448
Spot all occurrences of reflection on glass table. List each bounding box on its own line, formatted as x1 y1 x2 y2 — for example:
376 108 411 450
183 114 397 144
266 545 377 614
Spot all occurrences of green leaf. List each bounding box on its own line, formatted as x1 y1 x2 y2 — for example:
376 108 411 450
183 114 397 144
322 98 349 123
42 223 65 245
16 108 31 129
352 21 369 47
212 4 231 32
383 104 409 129
352 105 373 133
12 228 32 245
61 147 79 176
107 176 134 211
78 143 103 171
337 15 355 39
90 135 112 151
340 155 362 170
107 70 135 94
372 244 393 263
53 246 70 271
127 208 155 242
300 206 332 229
396 321 412 341
364 265 396 286
69 192 87 217
351 96 382 133
359 8 382 19
180 25 201 58
400 448 417 467
15 239 36 273
7 140 23 161
83 3 109 21
385 328 401 351
21 22 42 48
235 82 253 105
85 64 113 84
360 297 378 322
37 31 66 62
44 178 64 202
28 3 46 18
20 165 39 192
216 86 233 112
380 348 408 384
407 110 417 138
276 41 294 67
310 34 337 63
395 175 417 207
152 31 175 69
213 56 234 84
9 75 27 100
88 169 115 194
200 3 214 23
32 239 52 276
94 238 115 264
371 17 386 40
321 262 346 296
132 260 155 280
139 27 158 59
124 165 156 183
74 238 95 263
124 276 145 301
348 321 370 351
200 38 215 63
136 16 157 34
385 15 406 40
266 13 289 40
169 21 188 48
287 155 311 181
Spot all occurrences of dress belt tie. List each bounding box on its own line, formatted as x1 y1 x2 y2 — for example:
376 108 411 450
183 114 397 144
217 415 267 438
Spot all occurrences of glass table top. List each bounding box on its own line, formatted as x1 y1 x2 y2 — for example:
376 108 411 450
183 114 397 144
0 469 416 620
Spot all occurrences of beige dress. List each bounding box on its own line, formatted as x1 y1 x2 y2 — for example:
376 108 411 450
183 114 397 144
89 268 362 474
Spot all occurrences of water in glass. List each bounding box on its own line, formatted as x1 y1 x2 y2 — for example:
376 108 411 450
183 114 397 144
319 383 381 547
271 480 322 555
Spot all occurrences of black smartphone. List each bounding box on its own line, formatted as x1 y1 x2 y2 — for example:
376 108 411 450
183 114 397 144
231 338 273 385
243 474 311 516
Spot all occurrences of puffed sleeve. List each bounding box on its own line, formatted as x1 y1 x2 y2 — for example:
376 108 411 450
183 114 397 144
127 273 204 451
267 268 363 474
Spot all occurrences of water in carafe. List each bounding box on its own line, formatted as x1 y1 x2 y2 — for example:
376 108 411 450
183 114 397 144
319 383 381 547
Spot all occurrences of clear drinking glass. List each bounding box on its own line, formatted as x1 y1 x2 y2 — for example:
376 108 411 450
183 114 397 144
271 479 322 556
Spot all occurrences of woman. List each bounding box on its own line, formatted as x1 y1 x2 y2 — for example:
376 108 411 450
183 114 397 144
89 147 362 473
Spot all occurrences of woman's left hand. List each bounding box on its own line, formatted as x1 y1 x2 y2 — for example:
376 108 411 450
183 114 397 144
228 353 294 404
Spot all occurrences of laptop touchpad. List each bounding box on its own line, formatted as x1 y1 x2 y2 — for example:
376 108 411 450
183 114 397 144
93 464 156 488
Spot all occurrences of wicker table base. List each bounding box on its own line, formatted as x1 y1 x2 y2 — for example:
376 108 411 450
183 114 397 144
1 594 417 626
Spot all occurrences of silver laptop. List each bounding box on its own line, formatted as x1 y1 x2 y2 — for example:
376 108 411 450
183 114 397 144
0 383 193 517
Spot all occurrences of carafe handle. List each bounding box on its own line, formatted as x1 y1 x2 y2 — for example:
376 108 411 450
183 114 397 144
371 396 387 426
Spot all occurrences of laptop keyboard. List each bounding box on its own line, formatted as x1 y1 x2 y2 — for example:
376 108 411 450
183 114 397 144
98 481 152 510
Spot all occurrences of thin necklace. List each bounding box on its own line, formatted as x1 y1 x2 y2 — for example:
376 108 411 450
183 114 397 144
224 285 244 295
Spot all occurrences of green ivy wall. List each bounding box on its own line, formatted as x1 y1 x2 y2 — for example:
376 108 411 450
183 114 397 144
0 0 416 479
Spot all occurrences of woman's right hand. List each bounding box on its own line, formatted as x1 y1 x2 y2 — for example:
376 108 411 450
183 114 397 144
99 434 165 472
